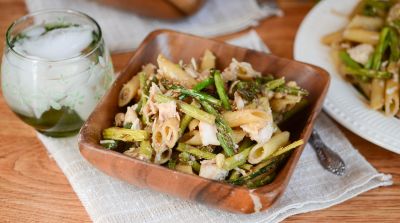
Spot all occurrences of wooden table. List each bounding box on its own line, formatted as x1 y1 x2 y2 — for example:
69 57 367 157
0 0 399 222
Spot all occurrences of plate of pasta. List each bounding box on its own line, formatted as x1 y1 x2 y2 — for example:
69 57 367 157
294 0 400 154
79 30 329 213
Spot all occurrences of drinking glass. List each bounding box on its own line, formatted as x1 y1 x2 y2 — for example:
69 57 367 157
1 10 114 137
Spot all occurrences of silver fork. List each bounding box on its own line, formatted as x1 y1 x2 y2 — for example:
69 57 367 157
309 129 346 176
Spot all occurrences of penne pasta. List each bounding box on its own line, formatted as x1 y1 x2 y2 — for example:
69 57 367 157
200 49 216 72
370 78 385 110
188 119 200 131
157 54 197 88
385 64 399 116
223 109 271 127
161 118 180 149
118 74 140 107
270 95 301 113
321 30 343 45
347 15 384 31
343 28 380 45
154 147 172 164
248 131 290 164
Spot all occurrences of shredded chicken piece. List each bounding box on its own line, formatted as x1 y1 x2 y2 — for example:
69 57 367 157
222 58 261 81
199 159 229 180
234 92 245 110
347 44 374 65
199 121 220 146
142 83 161 118
157 101 180 122
240 121 274 145
124 105 141 130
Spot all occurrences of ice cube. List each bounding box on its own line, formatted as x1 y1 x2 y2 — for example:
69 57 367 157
14 25 94 60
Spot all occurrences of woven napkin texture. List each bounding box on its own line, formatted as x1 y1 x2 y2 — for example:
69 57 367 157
37 31 392 223
24 0 281 52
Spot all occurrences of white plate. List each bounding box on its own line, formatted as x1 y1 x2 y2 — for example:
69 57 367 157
294 0 400 154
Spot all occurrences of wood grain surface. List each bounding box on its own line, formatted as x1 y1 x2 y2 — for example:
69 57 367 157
0 0 398 222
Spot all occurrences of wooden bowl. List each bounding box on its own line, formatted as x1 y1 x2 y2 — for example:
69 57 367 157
78 30 330 214
97 0 204 19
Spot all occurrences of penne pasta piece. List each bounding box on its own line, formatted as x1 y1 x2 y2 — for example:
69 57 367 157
154 147 172 164
248 131 290 164
370 78 385 110
347 15 383 31
152 123 164 152
343 28 380 45
157 54 197 88
384 78 399 116
321 30 343 45
175 163 194 174
161 118 180 149
118 74 140 107
270 95 301 113
182 130 202 146
385 64 399 116
223 109 271 127
114 113 125 127
188 119 200 131
200 49 216 72
142 63 156 76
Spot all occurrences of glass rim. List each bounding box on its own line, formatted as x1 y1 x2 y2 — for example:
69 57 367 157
5 9 103 63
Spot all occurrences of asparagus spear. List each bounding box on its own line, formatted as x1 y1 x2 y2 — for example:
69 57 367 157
223 147 251 171
200 101 236 157
179 114 193 136
371 27 390 70
278 99 309 124
339 51 362 69
176 143 216 160
213 70 232 110
193 76 215 91
167 159 177 170
389 27 399 62
275 85 309 96
138 140 153 161
343 66 392 79
235 80 261 101
246 172 277 189
265 77 285 90
179 76 215 100
171 85 221 107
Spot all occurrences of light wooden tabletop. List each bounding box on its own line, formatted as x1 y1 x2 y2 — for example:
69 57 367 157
0 0 399 222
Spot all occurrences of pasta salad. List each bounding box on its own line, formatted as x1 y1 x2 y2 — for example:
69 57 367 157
322 0 400 116
100 50 307 188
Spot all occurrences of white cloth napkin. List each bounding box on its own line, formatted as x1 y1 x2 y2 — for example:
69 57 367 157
24 0 281 52
37 31 392 223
